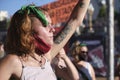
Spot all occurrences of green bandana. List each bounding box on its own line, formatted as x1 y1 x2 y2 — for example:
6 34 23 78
18 5 48 26
79 43 87 47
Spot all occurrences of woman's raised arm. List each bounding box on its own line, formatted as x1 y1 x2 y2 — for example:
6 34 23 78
51 0 90 59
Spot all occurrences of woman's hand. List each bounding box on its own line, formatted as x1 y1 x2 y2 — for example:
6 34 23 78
56 48 67 69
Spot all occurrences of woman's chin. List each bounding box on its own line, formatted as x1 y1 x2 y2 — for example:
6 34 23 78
47 41 53 46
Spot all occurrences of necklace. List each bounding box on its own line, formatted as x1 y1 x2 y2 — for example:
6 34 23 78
30 55 45 69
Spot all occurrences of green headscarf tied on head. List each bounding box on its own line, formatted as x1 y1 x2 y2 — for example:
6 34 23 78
79 42 87 47
18 5 48 26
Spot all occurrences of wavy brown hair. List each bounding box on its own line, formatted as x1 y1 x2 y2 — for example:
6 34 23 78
4 6 49 56
71 40 83 62
71 41 88 62
71 45 81 62
4 10 35 56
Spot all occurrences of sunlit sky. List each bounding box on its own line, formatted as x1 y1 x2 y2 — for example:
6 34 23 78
0 0 56 16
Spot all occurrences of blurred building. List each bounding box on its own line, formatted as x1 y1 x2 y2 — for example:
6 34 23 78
0 11 8 29
0 11 8 43
0 11 8 21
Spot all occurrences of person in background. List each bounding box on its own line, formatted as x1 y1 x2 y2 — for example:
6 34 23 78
70 41 96 80
0 42 5 59
52 48 79 80
0 0 90 80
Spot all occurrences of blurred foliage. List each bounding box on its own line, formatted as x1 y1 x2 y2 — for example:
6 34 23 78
98 5 120 31
98 5 106 18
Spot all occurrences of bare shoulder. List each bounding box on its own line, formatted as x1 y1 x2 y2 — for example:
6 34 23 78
81 61 95 73
0 54 22 79
0 54 22 71
77 61 92 67
85 62 94 69
0 54 21 66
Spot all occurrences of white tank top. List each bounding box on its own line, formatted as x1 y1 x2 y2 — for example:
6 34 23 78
78 62 92 80
20 56 57 80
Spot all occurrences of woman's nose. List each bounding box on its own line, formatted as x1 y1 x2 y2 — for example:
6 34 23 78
50 25 55 32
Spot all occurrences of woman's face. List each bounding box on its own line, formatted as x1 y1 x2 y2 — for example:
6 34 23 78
80 46 88 56
79 46 88 61
32 14 55 46
73 46 88 61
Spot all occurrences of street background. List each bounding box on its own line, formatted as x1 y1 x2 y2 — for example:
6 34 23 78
0 0 120 80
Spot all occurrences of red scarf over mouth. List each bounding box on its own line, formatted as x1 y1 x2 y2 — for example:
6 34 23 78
34 34 51 54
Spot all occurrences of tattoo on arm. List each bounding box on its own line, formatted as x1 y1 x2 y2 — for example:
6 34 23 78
54 1 86 44
79 1 85 8
54 25 71 44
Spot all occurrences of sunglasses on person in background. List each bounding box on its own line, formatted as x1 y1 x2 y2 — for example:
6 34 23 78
81 51 88 54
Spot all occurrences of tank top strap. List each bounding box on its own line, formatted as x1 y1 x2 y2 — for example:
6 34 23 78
18 57 25 68
86 63 92 75
42 55 49 63
18 57 25 80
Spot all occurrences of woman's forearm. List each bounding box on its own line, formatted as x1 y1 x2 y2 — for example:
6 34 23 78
62 55 79 80
51 0 90 59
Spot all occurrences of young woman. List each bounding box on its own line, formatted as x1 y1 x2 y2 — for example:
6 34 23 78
0 0 90 80
70 41 96 80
